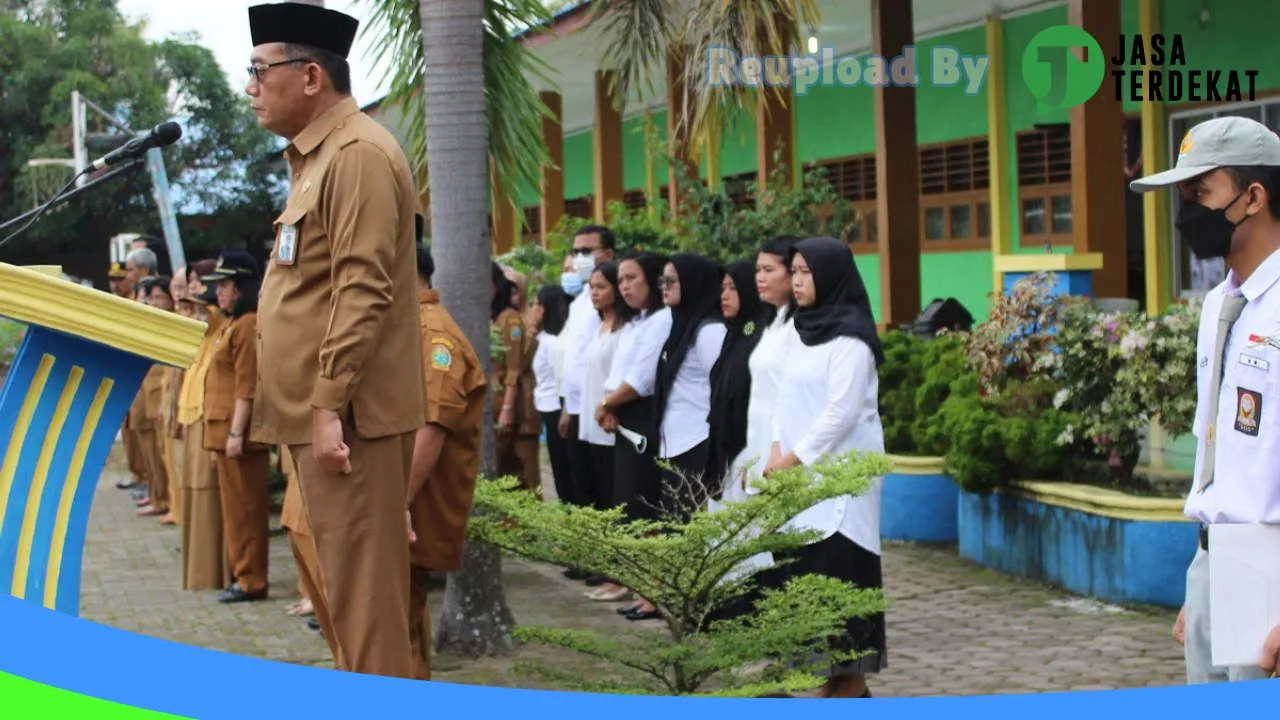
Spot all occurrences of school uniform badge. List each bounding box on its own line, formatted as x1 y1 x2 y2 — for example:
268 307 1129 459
431 344 453 370
1235 387 1262 437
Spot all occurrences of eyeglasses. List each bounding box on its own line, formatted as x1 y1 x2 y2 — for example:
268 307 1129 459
569 247 597 256
246 57 311 83
658 276 679 288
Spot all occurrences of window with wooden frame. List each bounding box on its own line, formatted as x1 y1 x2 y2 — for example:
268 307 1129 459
807 154 877 251
522 205 542 238
918 137 991 252
564 196 593 220
721 171 756 210
1016 127 1073 248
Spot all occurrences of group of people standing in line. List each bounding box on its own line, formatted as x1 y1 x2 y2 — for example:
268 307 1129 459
529 226 888 699
94 2 889 695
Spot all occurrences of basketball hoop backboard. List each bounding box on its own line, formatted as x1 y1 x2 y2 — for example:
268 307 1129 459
25 159 76 210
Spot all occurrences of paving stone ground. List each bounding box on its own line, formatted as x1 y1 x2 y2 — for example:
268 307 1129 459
79 443 1186 696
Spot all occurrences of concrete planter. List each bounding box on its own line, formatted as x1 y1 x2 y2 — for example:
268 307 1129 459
957 481 1196 608
881 455 958 543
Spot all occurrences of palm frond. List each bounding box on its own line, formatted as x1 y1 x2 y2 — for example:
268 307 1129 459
589 0 681 112
681 0 821 156
362 0 554 217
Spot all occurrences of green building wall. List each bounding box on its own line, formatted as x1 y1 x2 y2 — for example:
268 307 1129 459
520 0 1280 322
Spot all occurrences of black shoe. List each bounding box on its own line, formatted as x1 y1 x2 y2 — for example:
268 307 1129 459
307 617 320 632
616 603 641 615
583 573 607 587
216 583 266 604
562 567 587 581
116 479 139 490
624 608 660 621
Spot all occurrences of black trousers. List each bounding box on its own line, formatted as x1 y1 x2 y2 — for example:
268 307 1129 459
541 411 574 505
564 415 597 508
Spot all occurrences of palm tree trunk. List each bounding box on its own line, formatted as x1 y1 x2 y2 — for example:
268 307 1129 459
419 0 516 657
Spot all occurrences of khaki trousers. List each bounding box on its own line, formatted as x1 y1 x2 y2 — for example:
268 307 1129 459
408 565 434 681
288 432 415 679
138 428 169 509
180 422 229 591
214 451 271 596
288 529 340 663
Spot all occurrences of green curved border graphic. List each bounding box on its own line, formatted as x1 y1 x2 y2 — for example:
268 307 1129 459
0 671 188 718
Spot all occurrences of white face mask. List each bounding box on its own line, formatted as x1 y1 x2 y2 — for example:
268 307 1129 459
573 252 596 280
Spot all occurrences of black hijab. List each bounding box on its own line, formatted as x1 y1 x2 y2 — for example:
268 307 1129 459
705 261 766 494
654 253 724 420
490 262 517 321
788 236 884 365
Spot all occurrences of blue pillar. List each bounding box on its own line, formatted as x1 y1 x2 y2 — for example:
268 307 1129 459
0 264 202 616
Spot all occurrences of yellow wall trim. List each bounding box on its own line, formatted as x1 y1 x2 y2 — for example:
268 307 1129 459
0 263 205 369
1006 480 1192 523
886 454 948 475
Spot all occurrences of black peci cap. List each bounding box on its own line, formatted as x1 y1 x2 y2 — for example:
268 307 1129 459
248 3 360 59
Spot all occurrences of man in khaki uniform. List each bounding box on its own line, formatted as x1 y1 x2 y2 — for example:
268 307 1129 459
407 244 487 681
246 2 426 678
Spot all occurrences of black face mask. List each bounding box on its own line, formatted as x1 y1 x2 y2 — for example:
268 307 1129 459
1175 192 1247 260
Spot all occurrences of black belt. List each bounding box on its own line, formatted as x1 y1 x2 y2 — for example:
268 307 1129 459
1199 524 1210 551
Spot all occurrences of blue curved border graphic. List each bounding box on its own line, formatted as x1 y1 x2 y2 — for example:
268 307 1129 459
1 591 1277 717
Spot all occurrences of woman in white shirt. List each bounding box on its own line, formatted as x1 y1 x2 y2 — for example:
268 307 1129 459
591 252 671 604
731 236 801 499
528 284 572 505
578 262 632 514
762 235 887 699
653 253 727 517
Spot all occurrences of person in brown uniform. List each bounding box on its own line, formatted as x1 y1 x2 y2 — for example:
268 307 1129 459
407 244 486 681
176 275 231 591
109 261 148 493
135 276 173 518
491 263 537 492
246 2 426 677
502 267 543 494
202 251 272 603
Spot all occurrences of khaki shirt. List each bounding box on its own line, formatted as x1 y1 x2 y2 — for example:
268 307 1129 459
492 308 533 428
204 313 266 453
252 96 426 446
128 366 167 431
411 289 487 571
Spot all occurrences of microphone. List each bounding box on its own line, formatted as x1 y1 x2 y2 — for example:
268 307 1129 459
90 121 183 171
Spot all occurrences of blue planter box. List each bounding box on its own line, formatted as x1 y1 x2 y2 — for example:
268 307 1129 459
957 481 1197 608
881 455 958 543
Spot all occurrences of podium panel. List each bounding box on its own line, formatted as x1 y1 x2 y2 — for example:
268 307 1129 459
0 264 203 616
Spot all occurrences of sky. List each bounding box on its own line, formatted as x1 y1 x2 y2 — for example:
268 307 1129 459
116 0 393 107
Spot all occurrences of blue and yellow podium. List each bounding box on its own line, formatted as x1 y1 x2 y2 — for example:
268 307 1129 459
0 264 203 616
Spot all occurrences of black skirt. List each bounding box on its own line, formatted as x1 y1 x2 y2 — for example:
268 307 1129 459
612 398 661 521
656 440 710 523
709 532 887 678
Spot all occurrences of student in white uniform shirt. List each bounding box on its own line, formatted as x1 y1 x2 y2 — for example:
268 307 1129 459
529 284 573 506
557 227 612 549
653 253 727 517
577 260 631 504
1129 115 1280 684
761 235 886 699
591 252 672 605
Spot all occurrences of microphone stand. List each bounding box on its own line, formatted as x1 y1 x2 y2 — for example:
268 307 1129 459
0 159 144 250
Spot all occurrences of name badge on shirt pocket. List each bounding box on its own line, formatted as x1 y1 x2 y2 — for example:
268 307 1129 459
1235 387 1262 437
276 224 298 266
1240 353 1271 371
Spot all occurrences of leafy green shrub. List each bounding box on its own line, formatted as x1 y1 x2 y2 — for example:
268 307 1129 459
468 450 892 696
877 330 969 457
0 318 25 375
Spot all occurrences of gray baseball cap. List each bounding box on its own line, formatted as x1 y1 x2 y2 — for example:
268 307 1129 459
1130 116 1280 193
